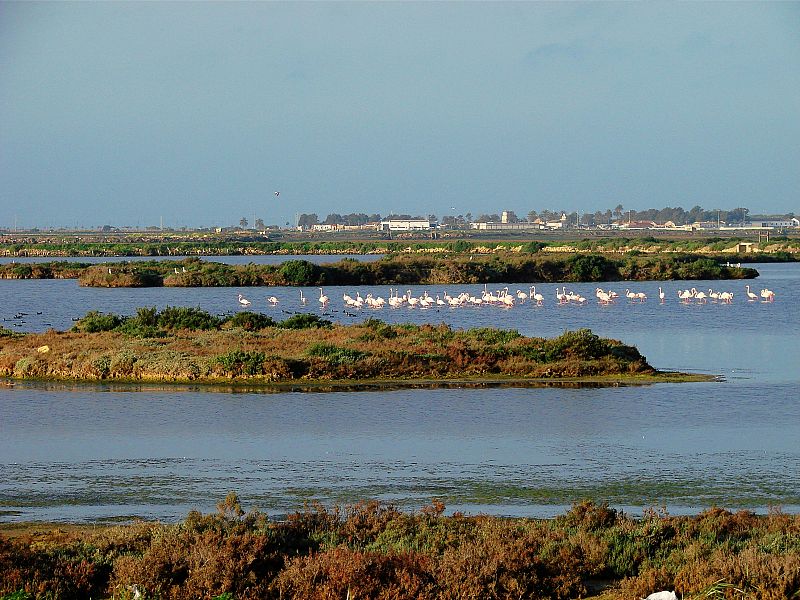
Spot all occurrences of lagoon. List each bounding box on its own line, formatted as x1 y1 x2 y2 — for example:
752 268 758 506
0 263 798 522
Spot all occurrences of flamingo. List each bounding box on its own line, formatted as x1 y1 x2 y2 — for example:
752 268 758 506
692 288 707 304
658 287 665 303
678 289 693 303
596 288 612 305
708 289 720 303
299 290 307 305
745 285 758 302
530 286 544 306
238 294 251 307
516 289 528 303
719 291 734 304
267 295 279 306
760 288 775 302
318 287 329 307
407 290 419 308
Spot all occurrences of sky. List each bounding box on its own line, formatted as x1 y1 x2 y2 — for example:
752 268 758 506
1 2 799 230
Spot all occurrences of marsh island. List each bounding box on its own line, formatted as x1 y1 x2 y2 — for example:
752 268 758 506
0 308 704 387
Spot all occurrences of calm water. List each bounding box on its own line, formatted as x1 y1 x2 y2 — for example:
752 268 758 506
1 263 798 522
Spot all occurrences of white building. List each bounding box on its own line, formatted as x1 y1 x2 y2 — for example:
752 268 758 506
747 218 798 228
471 221 545 231
379 219 431 232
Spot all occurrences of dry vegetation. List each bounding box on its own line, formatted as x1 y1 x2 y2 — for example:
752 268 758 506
1 497 798 599
0 309 658 385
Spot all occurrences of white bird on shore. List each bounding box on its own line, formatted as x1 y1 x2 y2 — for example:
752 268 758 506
641 592 677 600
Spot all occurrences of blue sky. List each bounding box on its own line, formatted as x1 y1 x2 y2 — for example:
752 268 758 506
1 2 798 229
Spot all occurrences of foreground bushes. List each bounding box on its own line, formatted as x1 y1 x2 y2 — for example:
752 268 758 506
1 498 798 599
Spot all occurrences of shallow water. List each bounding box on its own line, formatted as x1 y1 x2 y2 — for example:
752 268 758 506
0 263 797 522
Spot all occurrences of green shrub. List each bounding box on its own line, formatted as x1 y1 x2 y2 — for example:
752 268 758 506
225 311 276 331
215 350 266 376
307 343 368 364
73 310 123 333
134 306 159 327
567 254 613 282
279 260 321 285
521 241 546 253
450 240 473 253
465 328 521 345
157 306 222 330
1 591 35 600
279 314 331 330
93 355 112 378
360 318 398 339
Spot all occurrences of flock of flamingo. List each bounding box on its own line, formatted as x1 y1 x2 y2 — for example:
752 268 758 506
237 284 776 311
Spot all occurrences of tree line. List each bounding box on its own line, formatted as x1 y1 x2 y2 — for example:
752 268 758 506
297 206 795 228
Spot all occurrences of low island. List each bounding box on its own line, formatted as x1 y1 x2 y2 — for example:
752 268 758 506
0 307 707 387
0 253 758 287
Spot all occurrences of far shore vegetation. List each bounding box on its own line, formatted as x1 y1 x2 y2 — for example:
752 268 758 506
0 308 694 387
0 234 798 261
0 253 759 287
1 495 797 599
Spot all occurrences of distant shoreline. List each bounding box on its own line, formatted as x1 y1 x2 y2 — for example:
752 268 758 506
0 253 760 287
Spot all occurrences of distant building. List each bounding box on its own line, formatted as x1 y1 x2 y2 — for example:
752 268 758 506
546 214 569 229
471 221 545 231
747 217 798 228
379 219 431 232
619 220 659 230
